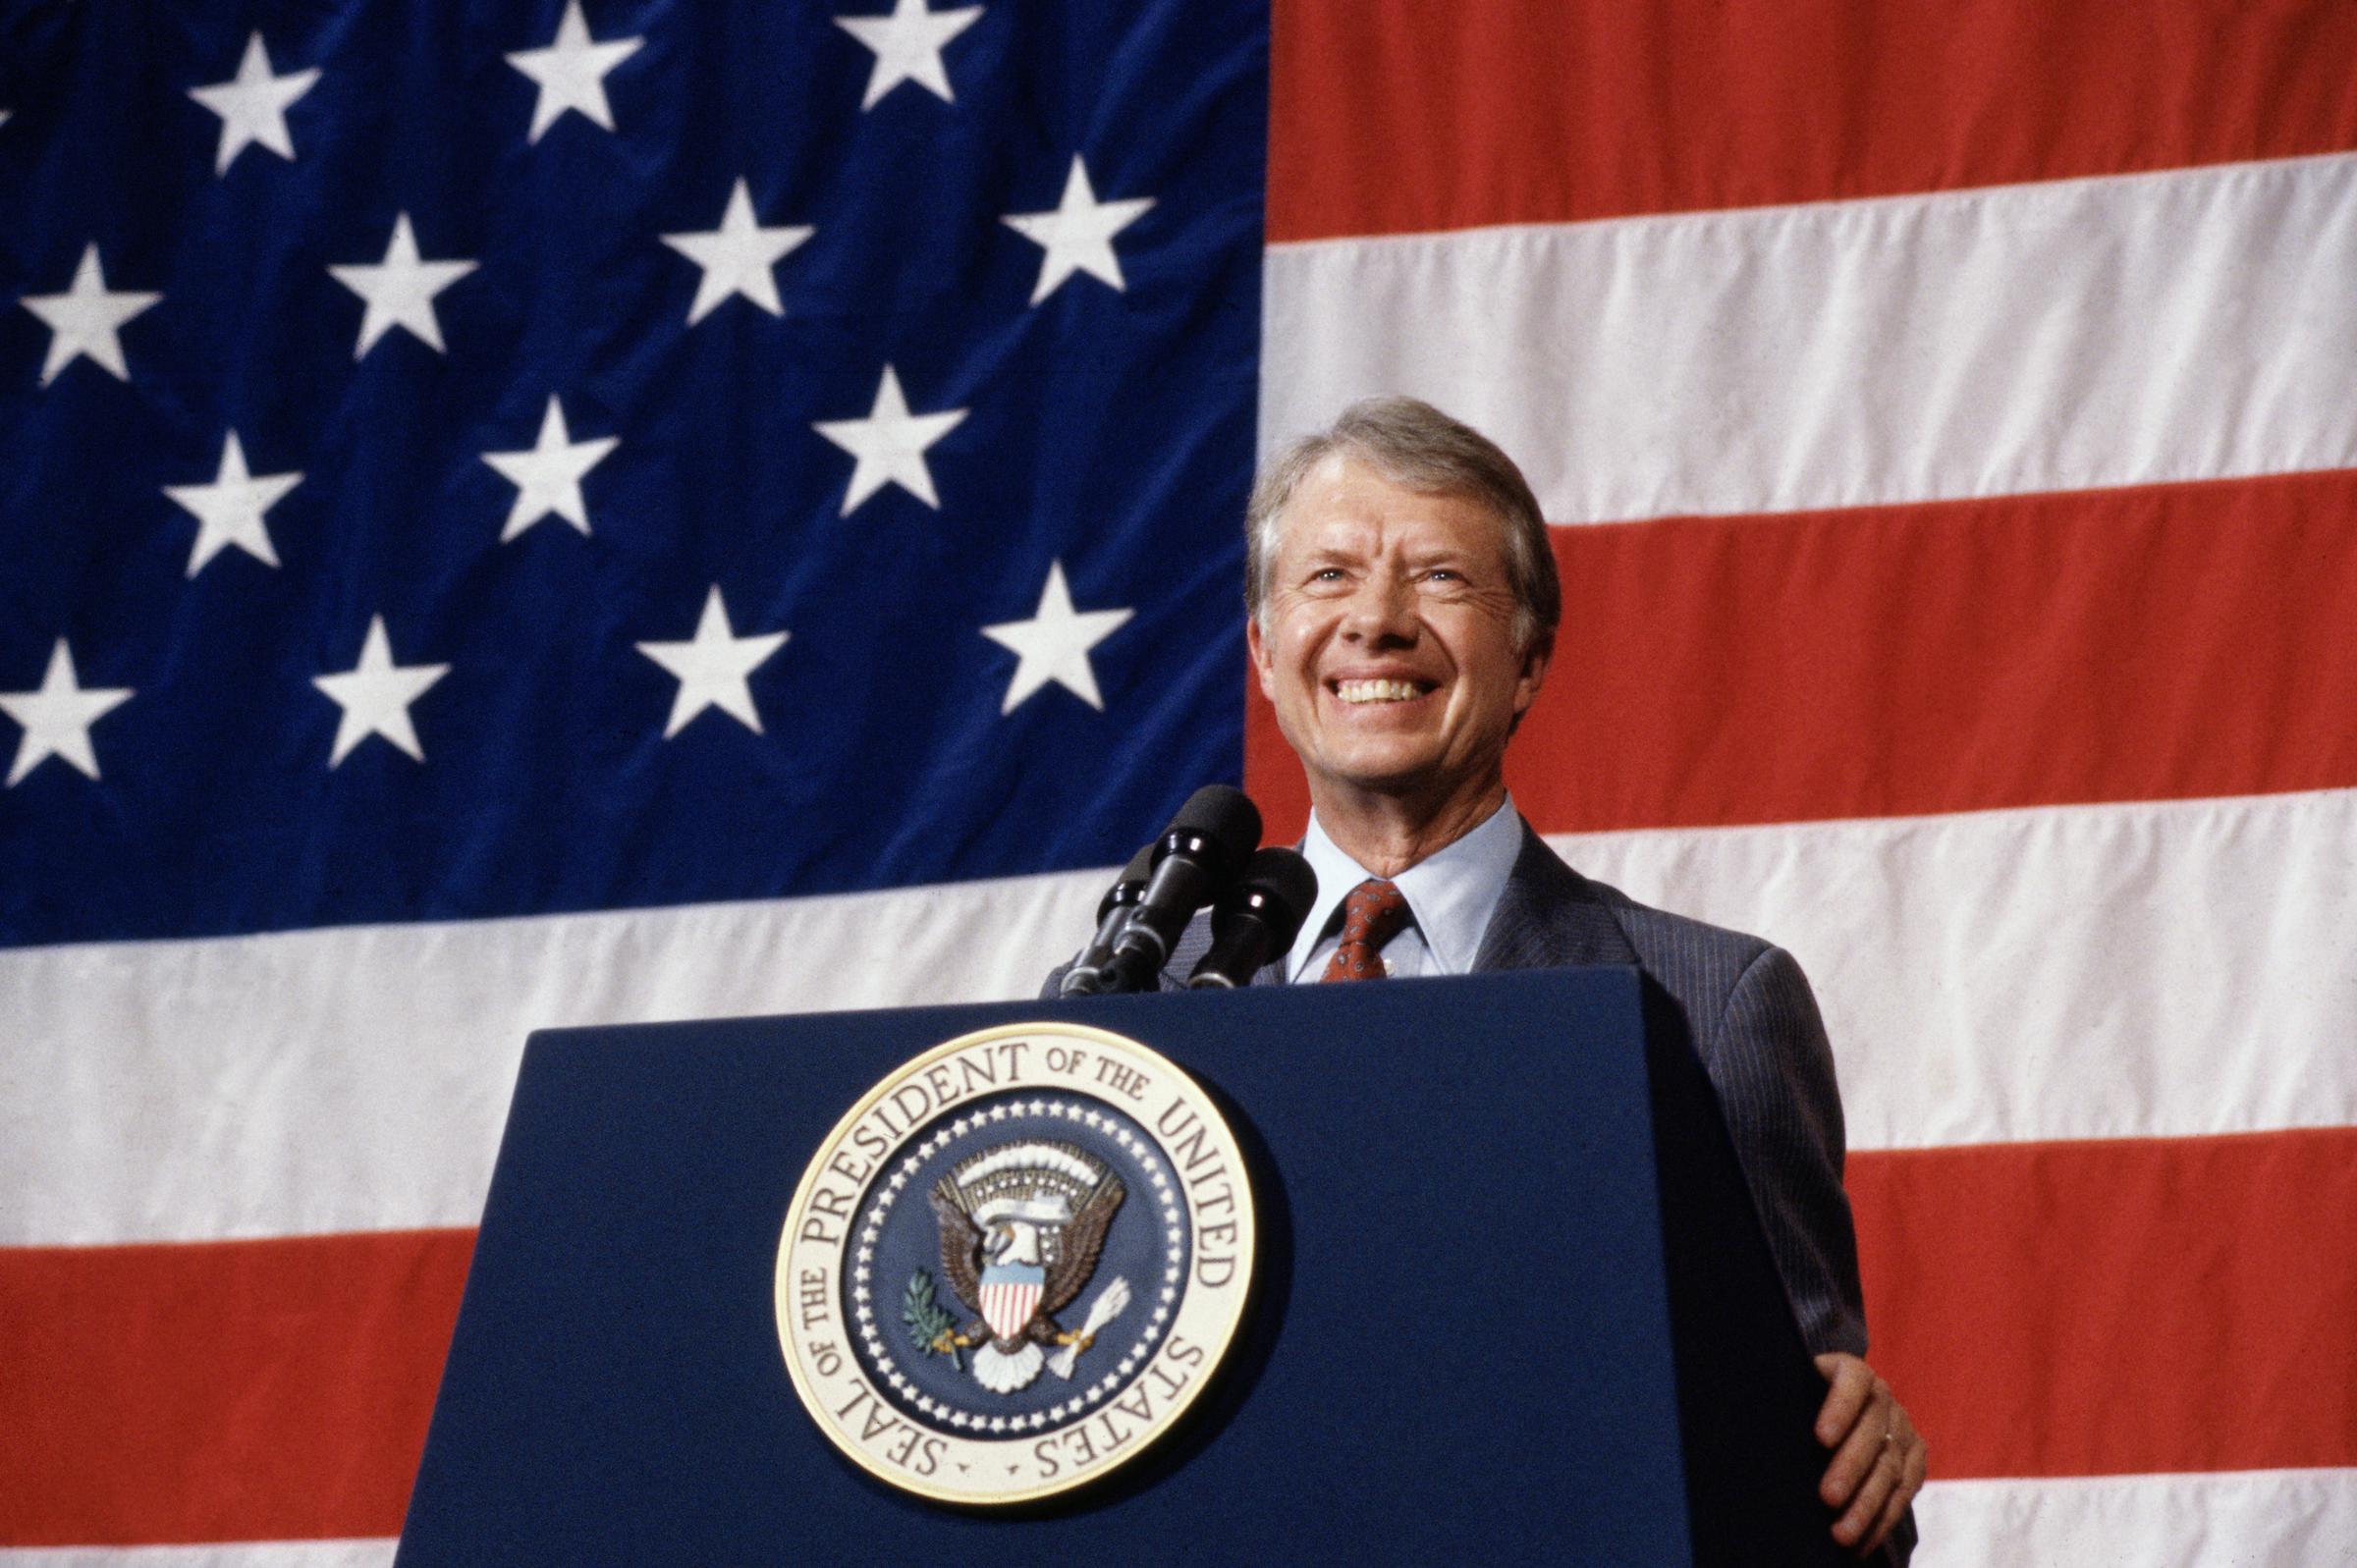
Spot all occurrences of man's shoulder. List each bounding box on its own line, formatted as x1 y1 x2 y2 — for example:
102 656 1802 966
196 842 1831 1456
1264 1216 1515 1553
1516 837 1788 1027
1576 871 1777 974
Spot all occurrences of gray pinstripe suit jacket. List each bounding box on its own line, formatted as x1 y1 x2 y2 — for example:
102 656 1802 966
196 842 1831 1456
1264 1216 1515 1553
1055 818 1870 1360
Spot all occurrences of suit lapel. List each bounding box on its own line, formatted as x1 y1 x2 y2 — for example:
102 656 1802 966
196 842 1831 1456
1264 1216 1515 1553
1471 821 1639 972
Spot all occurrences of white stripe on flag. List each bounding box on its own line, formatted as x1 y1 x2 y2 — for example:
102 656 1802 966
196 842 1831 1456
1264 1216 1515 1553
11 787 2354 1244
1553 786 2357 1152
0 868 1101 1246
0 1544 396 1568
1262 153 2357 523
1912 1468 2357 1567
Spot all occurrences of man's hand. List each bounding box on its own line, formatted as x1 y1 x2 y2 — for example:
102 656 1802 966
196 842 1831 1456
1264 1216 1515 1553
1813 1352 1926 1556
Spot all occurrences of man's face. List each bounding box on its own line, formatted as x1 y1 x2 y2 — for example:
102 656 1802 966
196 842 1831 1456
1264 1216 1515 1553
1247 455 1548 811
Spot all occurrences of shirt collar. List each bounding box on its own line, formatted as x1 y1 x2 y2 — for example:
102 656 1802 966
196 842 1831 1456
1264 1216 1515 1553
1288 794 1524 980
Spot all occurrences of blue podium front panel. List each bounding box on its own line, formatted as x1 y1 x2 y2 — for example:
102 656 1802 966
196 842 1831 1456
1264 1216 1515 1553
398 969 1831 1564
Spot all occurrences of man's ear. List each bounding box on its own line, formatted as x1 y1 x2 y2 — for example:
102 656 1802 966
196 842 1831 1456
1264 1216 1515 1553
1245 614 1278 701
1513 629 1553 718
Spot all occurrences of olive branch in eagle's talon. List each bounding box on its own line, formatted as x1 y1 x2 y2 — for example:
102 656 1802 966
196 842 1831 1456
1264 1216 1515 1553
903 1269 965 1372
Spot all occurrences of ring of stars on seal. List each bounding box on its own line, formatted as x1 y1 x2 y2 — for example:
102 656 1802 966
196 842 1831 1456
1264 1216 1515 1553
850 1096 1187 1433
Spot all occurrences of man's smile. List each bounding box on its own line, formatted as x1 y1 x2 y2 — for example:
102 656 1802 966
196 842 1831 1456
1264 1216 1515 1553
1330 676 1437 705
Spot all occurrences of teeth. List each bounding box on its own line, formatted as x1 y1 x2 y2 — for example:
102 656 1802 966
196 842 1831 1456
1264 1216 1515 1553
1335 678 1424 704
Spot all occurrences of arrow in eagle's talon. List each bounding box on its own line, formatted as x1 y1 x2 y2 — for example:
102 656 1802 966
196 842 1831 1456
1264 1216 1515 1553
1048 1276 1132 1379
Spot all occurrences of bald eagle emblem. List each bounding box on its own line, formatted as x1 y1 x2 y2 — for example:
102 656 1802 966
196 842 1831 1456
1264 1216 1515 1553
908 1139 1131 1394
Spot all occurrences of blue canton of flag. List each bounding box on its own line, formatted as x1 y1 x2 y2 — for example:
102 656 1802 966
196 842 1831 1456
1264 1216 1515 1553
0 0 1266 946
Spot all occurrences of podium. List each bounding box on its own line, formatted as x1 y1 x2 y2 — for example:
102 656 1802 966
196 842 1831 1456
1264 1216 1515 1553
397 968 1851 1565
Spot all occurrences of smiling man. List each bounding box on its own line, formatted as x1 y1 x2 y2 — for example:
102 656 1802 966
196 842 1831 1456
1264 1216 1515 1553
1239 397 1925 1559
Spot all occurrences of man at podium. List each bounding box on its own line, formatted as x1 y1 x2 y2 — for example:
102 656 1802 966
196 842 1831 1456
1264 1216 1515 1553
1225 396 1925 1557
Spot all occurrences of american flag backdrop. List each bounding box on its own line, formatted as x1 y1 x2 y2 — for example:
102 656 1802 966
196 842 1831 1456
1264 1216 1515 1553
2 1 2353 1562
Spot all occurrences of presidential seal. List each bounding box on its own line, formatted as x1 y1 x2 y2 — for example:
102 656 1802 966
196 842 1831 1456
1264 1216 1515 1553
775 1021 1254 1504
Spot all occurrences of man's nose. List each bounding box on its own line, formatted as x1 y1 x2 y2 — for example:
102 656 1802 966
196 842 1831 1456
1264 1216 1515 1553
1339 573 1417 643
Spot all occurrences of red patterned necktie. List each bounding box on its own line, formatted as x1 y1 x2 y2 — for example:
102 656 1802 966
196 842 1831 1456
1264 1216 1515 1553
1319 878 1412 982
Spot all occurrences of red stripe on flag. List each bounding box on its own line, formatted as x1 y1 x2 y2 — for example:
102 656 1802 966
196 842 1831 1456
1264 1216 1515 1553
1851 1126 2357 1479
6 1131 2352 1541
1268 0 2357 242
1245 470 2357 839
0 1228 471 1545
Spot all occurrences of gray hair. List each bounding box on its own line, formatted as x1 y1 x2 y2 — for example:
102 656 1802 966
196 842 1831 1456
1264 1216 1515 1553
1243 397 1560 651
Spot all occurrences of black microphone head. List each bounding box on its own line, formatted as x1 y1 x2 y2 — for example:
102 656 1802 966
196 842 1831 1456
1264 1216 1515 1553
1241 845 1317 918
1215 846 1319 949
1186 846 1319 987
1164 784 1262 868
1112 786 1267 990
1097 842 1158 920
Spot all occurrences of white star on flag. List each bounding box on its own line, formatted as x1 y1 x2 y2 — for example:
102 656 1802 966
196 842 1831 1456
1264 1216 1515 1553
661 179 814 326
21 243 161 386
328 212 478 358
163 431 304 576
834 0 984 110
188 31 319 175
635 586 790 737
1 640 134 786
312 616 451 767
506 0 643 143
1002 155 1153 305
812 365 967 514
481 396 619 541
981 560 1132 713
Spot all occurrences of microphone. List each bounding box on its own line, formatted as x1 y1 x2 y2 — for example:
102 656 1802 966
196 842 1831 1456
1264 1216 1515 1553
1058 842 1157 998
1099 784 1263 993
1186 847 1318 989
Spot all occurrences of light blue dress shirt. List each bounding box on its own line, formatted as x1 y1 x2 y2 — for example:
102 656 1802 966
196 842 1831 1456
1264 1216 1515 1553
1287 794 1525 982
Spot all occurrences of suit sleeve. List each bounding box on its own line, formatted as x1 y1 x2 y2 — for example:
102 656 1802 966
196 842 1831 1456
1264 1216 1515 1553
1710 943 1870 1360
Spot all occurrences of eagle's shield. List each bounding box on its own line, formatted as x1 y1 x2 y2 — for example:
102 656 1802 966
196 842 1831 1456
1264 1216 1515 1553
978 1263 1044 1342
